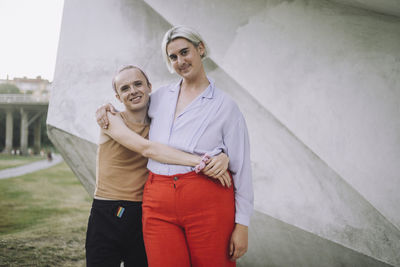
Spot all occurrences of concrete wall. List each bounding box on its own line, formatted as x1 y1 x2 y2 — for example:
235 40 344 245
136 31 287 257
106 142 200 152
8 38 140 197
48 0 400 266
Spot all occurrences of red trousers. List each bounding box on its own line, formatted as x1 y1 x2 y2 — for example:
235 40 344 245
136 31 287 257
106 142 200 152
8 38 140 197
142 171 236 267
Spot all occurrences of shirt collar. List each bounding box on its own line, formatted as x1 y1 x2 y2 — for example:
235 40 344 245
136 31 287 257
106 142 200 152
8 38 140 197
169 76 215 99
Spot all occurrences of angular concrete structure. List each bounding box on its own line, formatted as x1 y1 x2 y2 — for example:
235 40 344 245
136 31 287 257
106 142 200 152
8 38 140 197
48 0 400 266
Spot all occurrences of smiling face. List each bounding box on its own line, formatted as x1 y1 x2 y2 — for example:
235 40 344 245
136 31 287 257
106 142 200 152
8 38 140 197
166 37 205 80
114 68 152 112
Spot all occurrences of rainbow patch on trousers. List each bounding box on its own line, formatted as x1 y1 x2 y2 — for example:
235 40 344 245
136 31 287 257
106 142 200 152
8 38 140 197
116 206 125 218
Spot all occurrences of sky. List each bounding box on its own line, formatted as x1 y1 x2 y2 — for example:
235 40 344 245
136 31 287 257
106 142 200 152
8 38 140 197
0 0 64 82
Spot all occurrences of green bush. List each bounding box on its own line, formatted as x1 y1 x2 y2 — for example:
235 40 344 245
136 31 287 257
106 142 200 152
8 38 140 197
0 83 21 94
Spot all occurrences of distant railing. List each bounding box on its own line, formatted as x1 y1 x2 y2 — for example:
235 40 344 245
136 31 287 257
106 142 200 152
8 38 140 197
0 94 49 104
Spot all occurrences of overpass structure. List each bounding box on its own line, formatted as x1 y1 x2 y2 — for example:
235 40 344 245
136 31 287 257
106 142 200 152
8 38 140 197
47 0 400 266
1 94 48 155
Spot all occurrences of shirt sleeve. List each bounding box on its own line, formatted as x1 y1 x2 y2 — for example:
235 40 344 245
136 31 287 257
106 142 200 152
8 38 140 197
224 115 254 226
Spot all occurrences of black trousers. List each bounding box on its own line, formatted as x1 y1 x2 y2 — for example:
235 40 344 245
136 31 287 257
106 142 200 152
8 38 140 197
85 199 148 267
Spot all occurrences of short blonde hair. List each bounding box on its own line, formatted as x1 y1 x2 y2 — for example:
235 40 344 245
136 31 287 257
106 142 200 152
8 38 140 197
161 25 209 73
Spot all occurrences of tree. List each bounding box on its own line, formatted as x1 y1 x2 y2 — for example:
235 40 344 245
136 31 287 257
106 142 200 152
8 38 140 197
0 84 21 94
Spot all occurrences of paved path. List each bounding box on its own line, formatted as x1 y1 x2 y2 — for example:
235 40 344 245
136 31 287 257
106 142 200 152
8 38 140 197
0 154 63 180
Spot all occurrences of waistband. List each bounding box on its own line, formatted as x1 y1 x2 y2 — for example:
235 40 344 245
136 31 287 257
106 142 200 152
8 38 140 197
148 171 206 182
92 198 142 207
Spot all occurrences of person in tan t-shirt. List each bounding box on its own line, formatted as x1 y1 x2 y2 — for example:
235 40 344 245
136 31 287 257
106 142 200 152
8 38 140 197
86 65 230 267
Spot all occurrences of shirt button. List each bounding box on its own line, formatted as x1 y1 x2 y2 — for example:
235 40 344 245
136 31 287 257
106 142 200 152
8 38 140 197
174 176 178 181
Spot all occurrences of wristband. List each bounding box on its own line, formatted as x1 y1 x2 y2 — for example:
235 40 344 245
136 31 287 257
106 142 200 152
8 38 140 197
194 153 210 173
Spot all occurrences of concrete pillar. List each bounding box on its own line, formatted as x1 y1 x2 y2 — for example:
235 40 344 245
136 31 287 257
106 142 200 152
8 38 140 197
48 1 400 266
3 109 13 154
20 109 28 156
33 116 41 154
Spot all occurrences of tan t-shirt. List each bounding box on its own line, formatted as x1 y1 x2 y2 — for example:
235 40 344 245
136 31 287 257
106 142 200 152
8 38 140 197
94 113 150 202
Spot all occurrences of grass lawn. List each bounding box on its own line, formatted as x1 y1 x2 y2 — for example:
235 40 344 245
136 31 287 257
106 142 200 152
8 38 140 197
0 154 45 171
0 162 92 267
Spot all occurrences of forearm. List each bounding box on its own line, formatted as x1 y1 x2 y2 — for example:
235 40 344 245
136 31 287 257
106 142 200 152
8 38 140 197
105 116 201 166
234 190 253 226
225 116 254 226
231 157 254 226
142 142 201 166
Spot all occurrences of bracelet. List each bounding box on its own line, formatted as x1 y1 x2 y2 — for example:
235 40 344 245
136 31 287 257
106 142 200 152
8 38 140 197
194 153 210 173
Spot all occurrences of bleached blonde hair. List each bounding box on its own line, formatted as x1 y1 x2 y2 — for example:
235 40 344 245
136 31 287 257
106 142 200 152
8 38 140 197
161 25 209 73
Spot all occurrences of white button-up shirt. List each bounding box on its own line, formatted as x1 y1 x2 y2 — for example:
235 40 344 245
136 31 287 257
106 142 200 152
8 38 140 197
147 77 253 226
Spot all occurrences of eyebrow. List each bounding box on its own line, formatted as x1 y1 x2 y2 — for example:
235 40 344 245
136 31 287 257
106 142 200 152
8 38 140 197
169 47 189 57
118 79 143 89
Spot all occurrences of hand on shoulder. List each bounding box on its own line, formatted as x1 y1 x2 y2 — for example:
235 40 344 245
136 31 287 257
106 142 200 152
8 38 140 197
96 103 118 129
